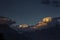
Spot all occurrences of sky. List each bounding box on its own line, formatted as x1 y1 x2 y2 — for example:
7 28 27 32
0 0 60 25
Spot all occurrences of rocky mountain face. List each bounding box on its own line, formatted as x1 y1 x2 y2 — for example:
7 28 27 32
3 24 60 40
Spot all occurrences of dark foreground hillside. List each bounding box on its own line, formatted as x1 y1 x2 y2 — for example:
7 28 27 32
0 24 60 40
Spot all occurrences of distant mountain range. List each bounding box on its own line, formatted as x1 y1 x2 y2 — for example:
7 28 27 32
0 16 60 40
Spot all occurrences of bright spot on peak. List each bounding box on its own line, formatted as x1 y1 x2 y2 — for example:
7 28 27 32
42 17 52 23
19 24 29 28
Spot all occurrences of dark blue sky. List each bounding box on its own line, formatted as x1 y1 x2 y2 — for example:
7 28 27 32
0 0 60 25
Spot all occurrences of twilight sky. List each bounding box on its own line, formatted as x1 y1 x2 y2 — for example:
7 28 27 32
0 0 60 25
